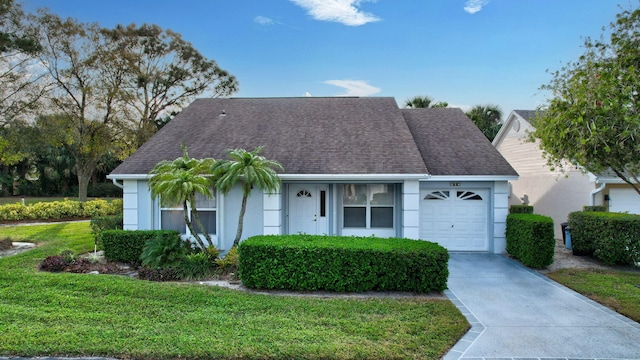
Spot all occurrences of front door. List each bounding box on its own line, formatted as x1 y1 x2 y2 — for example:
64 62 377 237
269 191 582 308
288 185 328 235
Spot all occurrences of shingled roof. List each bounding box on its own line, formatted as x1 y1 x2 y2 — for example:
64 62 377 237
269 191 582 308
110 97 517 177
402 108 518 176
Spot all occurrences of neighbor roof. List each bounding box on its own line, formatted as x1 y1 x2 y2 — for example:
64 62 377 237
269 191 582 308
513 110 538 124
110 97 517 177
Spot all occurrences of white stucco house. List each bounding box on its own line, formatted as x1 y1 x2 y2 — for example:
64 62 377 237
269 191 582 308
493 110 640 238
108 97 518 253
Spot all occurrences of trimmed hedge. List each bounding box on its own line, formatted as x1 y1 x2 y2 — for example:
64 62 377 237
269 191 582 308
506 214 555 269
569 211 640 265
0 199 122 221
238 235 449 293
101 230 180 265
509 205 534 214
90 214 124 247
583 205 607 212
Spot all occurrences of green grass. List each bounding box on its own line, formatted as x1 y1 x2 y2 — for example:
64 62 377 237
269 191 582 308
0 223 468 360
548 268 640 322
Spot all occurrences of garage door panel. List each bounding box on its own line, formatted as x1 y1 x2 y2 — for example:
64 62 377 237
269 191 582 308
420 189 489 251
609 188 640 214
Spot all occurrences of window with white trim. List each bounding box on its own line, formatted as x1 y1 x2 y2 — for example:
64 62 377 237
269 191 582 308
343 184 395 228
160 191 217 235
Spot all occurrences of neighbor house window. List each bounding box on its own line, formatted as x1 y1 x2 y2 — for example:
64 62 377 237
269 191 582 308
160 191 217 235
343 184 395 228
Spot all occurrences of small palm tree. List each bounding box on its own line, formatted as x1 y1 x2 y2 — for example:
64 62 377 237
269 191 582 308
404 95 448 109
213 146 283 246
465 104 503 141
148 145 216 249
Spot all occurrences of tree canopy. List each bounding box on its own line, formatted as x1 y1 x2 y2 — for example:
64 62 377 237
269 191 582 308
404 95 448 108
533 6 640 194
465 104 503 142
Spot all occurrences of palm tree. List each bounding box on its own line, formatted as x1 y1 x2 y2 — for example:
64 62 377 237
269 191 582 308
213 146 283 246
148 145 216 249
465 104 503 142
404 95 448 108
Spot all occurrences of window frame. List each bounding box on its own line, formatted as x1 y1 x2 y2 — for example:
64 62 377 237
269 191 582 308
159 190 218 236
342 184 395 229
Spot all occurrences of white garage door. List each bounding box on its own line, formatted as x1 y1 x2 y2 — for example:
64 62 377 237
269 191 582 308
420 189 489 251
609 188 640 214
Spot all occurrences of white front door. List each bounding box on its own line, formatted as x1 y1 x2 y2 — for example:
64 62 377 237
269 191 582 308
288 185 328 235
420 189 489 251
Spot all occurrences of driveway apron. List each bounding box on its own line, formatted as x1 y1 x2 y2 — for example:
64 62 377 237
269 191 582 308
443 253 640 360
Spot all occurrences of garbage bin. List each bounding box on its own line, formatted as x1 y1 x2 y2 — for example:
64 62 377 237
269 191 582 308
560 222 569 244
564 226 572 250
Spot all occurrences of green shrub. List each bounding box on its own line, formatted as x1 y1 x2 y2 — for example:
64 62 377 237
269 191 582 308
0 237 11 250
101 230 179 265
175 252 214 281
570 212 640 265
506 214 555 268
215 246 239 275
238 235 449 293
137 267 179 282
583 205 607 212
39 255 71 272
87 182 123 197
509 205 534 214
0 198 122 222
568 211 603 255
90 214 123 248
140 233 191 269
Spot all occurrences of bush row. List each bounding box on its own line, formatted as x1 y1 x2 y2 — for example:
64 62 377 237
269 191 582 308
568 211 640 265
101 230 180 265
509 205 534 214
506 213 555 269
238 235 449 293
0 199 122 221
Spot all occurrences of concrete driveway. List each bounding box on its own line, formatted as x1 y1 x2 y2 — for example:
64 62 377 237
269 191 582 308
443 253 640 360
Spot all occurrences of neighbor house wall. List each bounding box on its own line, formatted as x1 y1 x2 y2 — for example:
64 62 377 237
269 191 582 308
495 120 594 238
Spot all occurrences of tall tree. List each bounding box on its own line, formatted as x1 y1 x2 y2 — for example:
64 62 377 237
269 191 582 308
148 146 216 250
466 104 503 142
404 95 448 108
533 6 640 194
0 0 48 132
34 11 127 201
102 23 238 146
213 147 283 247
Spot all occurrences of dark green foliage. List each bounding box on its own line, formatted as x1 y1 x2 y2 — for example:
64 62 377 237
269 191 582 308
86 182 123 198
238 235 449 293
0 236 11 250
175 252 214 280
570 211 640 265
583 205 607 212
509 205 534 214
101 230 179 265
140 233 191 269
90 214 123 247
38 255 70 272
215 246 239 275
506 214 555 268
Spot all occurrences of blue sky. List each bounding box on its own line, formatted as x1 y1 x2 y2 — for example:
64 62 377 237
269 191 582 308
22 0 627 116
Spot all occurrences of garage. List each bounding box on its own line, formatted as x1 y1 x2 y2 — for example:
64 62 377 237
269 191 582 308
420 189 489 251
608 188 640 214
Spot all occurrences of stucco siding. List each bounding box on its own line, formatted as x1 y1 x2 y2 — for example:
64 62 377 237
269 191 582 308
402 180 420 239
137 180 153 230
220 184 264 251
122 180 138 230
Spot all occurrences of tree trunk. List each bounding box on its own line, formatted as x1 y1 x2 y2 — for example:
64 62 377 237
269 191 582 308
183 201 207 250
191 207 214 248
233 195 248 247
76 167 91 202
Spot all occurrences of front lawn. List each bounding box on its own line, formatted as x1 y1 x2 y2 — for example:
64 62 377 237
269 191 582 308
548 268 640 322
0 222 468 360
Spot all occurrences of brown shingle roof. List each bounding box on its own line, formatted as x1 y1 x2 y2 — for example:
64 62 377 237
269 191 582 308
402 108 518 176
111 97 429 175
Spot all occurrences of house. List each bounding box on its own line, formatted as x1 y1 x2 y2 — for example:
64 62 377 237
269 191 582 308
493 110 640 238
108 97 518 253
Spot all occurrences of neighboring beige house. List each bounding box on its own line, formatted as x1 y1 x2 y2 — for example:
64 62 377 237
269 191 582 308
492 110 597 238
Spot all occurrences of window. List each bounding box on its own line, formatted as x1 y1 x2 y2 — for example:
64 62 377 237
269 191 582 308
160 191 216 235
343 184 395 228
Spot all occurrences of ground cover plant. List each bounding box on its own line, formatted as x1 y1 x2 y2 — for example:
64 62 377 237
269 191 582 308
0 222 469 360
548 268 640 322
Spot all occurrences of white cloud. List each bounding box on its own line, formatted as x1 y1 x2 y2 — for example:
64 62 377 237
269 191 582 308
254 16 274 25
304 92 312 97
464 0 489 14
324 80 381 96
290 0 380 26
